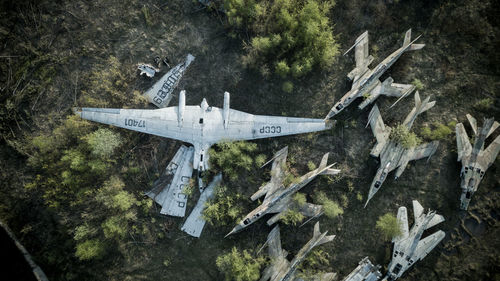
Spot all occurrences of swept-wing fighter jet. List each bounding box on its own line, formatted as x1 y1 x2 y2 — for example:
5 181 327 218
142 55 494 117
456 114 500 210
260 222 336 281
226 149 340 236
74 91 332 174
384 200 445 281
364 92 439 207
325 29 424 119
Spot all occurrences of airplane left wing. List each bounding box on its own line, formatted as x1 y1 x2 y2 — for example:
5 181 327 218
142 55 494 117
404 141 439 162
456 122 472 162
414 230 445 261
367 104 391 145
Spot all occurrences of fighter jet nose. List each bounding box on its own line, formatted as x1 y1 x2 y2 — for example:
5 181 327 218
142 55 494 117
225 228 237 238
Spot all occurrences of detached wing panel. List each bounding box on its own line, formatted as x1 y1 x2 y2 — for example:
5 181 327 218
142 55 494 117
77 107 195 143
479 134 500 168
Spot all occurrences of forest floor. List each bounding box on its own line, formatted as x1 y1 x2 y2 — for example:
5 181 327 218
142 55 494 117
0 0 499 280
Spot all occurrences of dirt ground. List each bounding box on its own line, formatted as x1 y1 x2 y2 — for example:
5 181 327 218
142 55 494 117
0 0 499 280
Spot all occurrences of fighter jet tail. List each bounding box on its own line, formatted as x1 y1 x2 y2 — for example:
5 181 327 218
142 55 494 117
403 29 425 51
312 222 335 246
403 91 436 129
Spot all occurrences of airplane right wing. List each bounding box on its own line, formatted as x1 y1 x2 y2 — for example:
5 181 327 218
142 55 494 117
479 133 500 168
456 122 472 162
367 104 391 144
358 77 415 110
414 230 445 261
393 206 409 243
298 203 323 218
251 147 289 201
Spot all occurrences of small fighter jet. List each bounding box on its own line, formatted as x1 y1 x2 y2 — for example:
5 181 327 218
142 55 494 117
384 200 445 281
260 222 336 281
456 114 500 210
74 91 333 174
364 91 439 207
325 29 424 119
226 148 340 236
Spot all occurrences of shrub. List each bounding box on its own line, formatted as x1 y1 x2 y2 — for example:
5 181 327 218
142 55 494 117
225 0 339 79
474 98 493 111
83 128 122 158
282 81 294 93
281 209 305 226
203 185 245 226
216 247 266 281
376 213 402 240
411 78 424 90
420 121 456 140
390 124 421 148
314 191 343 218
75 239 105 261
209 141 265 181
307 161 317 171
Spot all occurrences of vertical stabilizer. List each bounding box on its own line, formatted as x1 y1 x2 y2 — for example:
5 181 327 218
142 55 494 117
403 29 412 47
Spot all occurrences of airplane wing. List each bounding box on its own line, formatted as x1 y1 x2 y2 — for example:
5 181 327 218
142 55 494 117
358 77 415 110
367 104 391 144
347 31 373 84
393 206 409 243
479 134 500 168
456 122 472 162
426 213 445 230
403 141 439 162
414 230 445 261
251 147 289 202
267 225 283 260
74 107 195 144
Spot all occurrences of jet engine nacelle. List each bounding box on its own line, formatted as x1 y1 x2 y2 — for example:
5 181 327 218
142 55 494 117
178 90 185 126
223 91 230 129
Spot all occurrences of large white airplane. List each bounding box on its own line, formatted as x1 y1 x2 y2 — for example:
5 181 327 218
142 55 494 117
74 91 333 174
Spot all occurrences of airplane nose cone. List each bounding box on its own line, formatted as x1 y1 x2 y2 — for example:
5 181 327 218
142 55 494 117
225 225 242 238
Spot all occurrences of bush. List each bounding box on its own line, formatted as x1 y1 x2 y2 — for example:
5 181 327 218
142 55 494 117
203 185 245 226
216 247 266 281
281 209 306 226
225 0 339 79
83 128 122 158
282 81 294 93
75 239 106 261
420 121 456 140
209 141 265 182
474 98 493 111
376 213 402 240
390 124 422 148
411 78 424 90
314 191 343 218
307 161 317 171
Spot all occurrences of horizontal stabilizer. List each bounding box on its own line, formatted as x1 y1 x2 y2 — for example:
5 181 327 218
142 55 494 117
487 121 500 138
320 167 341 176
312 222 335 246
426 214 445 230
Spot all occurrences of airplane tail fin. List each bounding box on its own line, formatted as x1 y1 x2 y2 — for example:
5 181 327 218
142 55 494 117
312 222 335 246
403 29 425 51
403 91 436 128
318 153 329 170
